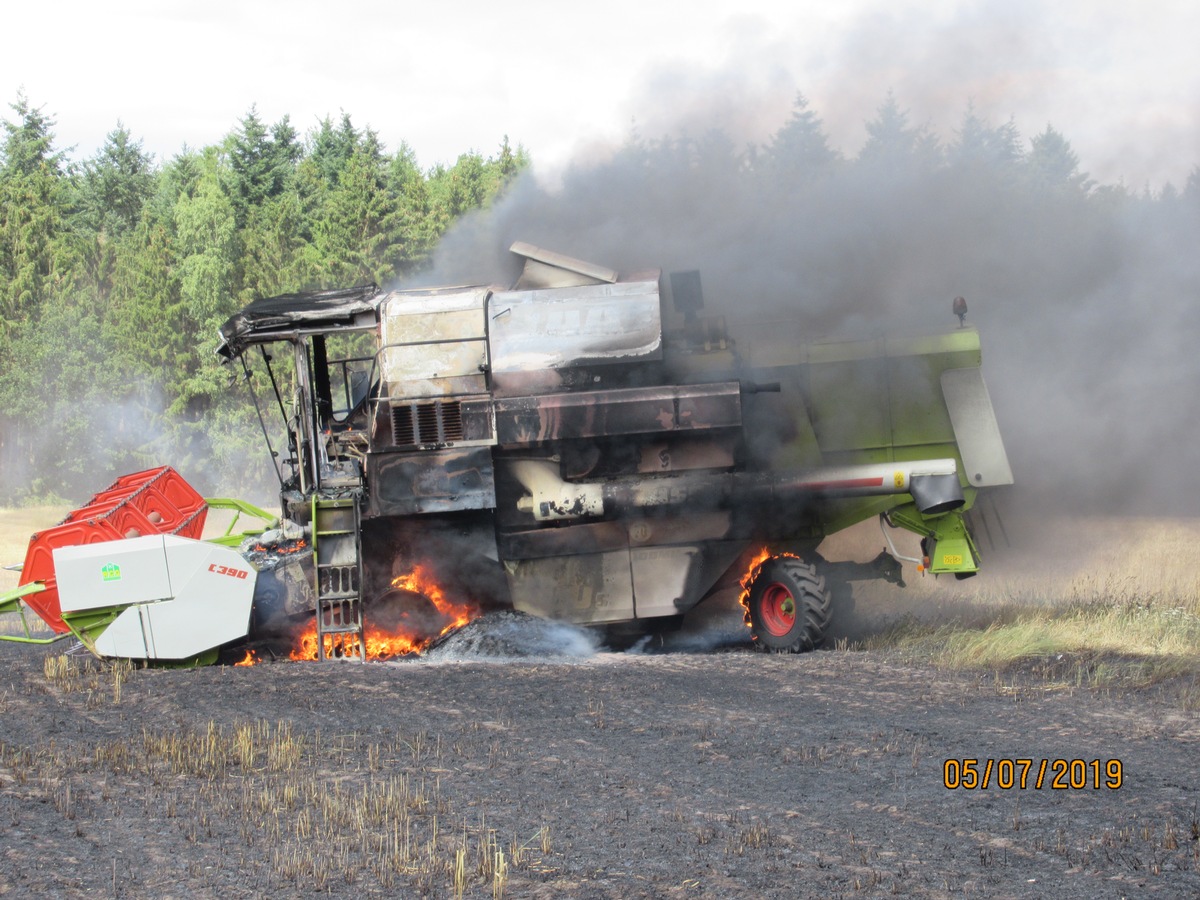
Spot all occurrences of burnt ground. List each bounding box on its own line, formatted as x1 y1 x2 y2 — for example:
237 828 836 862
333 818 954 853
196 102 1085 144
1 625 1198 899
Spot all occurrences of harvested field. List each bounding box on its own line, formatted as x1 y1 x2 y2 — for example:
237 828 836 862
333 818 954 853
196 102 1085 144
3 641 1199 898
2 509 1199 897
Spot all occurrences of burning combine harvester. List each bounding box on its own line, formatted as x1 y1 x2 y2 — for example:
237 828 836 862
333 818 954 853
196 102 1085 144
2 243 1011 664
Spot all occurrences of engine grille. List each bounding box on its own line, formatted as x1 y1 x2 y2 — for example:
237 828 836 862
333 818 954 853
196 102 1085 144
391 400 463 447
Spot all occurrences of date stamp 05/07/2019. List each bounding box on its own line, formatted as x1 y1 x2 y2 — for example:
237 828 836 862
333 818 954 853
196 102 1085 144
943 758 1124 791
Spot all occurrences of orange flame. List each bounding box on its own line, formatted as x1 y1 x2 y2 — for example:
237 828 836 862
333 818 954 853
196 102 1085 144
738 547 772 625
738 547 800 625
251 538 307 554
390 562 475 632
234 648 260 667
289 562 477 662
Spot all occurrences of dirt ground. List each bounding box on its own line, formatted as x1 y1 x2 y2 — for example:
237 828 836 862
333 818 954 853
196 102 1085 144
2 509 1200 897
1 636 1198 899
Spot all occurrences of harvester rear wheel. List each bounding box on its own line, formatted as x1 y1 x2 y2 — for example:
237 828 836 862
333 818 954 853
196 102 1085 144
747 557 831 653
370 588 451 644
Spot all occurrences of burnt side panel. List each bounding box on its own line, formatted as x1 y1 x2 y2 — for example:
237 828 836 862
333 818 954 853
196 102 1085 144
494 383 742 446
365 447 496 518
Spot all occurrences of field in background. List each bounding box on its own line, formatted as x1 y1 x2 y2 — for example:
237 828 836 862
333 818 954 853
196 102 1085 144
819 511 1200 696
0 507 68 595
0 507 68 638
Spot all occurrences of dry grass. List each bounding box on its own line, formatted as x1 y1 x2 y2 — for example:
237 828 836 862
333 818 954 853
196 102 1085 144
2 652 555 895
0 506 69 592
825 514 1200 696
856 570 1200 695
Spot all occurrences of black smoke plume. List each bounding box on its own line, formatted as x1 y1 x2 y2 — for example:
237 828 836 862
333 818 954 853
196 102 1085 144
410 93 1200 518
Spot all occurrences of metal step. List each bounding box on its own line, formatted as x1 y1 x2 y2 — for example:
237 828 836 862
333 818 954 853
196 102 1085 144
312 496 366 662
318 625 363 636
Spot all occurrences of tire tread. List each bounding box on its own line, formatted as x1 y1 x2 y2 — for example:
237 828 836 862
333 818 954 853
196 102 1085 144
749 557 831 653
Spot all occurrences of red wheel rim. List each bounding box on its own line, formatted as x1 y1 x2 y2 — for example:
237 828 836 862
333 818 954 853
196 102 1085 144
759 583 796 636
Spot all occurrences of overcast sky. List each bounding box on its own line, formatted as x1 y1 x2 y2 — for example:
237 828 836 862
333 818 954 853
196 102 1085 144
3 0 1196 189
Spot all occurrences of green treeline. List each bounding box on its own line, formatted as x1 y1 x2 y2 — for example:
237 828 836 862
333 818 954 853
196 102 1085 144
0 93 528 503
1 89 1197 509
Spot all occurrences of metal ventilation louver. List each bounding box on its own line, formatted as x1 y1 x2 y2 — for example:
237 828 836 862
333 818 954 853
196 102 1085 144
390 400 463 447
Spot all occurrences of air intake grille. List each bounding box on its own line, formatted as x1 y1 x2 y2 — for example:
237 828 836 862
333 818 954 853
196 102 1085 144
390 400 463 447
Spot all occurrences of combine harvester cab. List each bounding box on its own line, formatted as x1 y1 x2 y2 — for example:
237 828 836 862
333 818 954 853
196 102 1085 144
210 241 1013 657
2 466 275 664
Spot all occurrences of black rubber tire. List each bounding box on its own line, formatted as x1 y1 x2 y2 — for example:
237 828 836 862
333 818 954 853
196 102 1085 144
368 588 450 643
747 557 831 653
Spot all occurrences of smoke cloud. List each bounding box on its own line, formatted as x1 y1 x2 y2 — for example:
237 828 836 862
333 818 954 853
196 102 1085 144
410 56 1198 519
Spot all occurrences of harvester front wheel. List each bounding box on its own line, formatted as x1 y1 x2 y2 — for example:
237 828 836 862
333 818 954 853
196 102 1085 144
747 557 831 653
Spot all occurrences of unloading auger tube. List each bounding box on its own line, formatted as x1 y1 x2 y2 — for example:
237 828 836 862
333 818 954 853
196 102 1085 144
512 458 964 522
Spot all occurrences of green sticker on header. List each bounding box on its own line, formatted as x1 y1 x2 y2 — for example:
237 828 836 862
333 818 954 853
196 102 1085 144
101 563 121 582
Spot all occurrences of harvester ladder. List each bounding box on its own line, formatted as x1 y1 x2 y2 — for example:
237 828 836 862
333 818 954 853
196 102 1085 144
311 496 366 661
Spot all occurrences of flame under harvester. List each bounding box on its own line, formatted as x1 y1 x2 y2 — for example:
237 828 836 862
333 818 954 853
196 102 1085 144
3 243 1012 663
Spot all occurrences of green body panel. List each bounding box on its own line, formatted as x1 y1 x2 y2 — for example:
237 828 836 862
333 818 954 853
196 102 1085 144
669 328 989 548
202 498 279 547
0 582 70 644
770 330 981 465
0 580 46 614
59 607 123 656
886 502 981 575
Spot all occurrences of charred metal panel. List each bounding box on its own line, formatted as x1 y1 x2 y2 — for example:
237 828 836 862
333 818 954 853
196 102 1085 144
365 447 495 518
499 539 747 621
489 280 663 373
217 284 383 359
677 386 743 429
510 242 620 289
380 288 489 398
497 510 733 561
629 546 697 618
629 544 748 619
494 383 741 446
498 521 630 560
458 397 495 443
624 511 733 546
506 552 635 624
637 436 737 473
489 367 590 397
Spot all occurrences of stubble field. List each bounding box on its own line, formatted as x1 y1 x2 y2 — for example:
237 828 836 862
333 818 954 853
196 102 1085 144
2 507 1199 898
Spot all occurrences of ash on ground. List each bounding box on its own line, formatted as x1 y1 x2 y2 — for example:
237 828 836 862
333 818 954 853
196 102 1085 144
657 596 753 652
423 610 599 660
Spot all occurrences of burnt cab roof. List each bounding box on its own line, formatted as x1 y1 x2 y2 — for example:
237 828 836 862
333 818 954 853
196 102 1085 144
216 284 385 360
216 243 648 361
